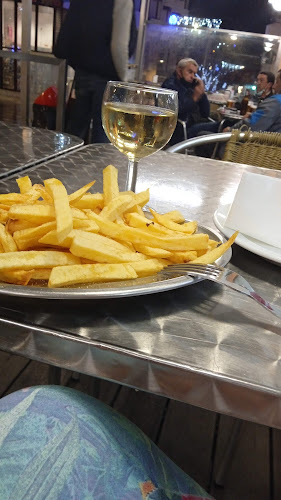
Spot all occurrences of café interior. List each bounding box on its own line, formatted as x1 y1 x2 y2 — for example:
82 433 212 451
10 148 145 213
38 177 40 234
0 1 280 499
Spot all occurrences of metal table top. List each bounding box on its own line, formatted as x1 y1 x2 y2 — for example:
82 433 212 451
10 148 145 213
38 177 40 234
0 121 84 179
0 144 280 430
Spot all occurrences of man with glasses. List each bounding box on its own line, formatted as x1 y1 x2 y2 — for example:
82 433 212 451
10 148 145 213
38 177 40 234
255 71 275 104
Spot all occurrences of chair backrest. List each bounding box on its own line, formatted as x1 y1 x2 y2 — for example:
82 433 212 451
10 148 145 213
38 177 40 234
166 130 281 171
222 130 281 170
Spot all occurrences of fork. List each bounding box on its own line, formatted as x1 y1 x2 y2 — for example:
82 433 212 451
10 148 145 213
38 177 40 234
160 263 281 320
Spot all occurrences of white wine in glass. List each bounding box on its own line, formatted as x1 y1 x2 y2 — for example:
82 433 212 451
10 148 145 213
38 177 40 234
102 82 178 192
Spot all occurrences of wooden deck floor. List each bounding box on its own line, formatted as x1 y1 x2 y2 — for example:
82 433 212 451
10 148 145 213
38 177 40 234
1 350 280 500
0 96 280 499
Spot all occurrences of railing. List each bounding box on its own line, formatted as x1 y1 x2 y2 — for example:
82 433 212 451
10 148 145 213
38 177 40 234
0 50 66 132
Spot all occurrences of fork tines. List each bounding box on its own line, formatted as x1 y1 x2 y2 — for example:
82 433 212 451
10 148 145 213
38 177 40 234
163 263 222 276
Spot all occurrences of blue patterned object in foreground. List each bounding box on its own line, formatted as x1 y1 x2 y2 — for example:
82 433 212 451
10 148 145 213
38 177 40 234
0 386 213 500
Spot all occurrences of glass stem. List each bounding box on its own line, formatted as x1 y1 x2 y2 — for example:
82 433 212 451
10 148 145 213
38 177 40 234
126 159 138 192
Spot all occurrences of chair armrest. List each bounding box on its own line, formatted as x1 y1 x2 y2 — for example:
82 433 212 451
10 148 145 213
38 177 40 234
166 132 232 153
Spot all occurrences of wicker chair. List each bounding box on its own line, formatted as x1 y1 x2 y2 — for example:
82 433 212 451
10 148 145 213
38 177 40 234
167 130 281 170
223 129 281 169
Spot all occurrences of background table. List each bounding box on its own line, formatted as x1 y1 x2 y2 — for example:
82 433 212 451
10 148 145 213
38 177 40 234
217 107 242 121
0 121 84 179
0 144 280 430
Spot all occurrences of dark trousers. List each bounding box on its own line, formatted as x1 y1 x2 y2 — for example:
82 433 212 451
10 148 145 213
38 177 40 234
67 70 109 143
167 120 220 147
187 121 220 138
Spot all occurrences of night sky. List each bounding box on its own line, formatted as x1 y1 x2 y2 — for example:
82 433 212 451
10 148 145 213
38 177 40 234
189 0 274 34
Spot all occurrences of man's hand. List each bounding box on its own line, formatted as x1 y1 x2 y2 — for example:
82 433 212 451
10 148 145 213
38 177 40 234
192 78 205 101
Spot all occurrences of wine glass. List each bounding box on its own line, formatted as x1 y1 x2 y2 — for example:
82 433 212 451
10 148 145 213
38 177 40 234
102 81 178 192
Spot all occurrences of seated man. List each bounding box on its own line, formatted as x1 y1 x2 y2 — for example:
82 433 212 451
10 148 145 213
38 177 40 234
188 70 276 140
227 69 281 134
189 70 281 145
189 70 281 158
162 58 210 145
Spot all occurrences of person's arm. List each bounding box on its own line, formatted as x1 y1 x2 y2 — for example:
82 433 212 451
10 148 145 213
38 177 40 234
53 0 79 59
111 0 133 81
247 96 281 131
162 78 195 120
231 96 281 132
197 92 210 119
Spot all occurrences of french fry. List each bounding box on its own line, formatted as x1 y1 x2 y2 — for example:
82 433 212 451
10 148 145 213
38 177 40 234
13 221 57 250
72 219 99 232
93 207 102 215
150 208 197 234
70 231 145 263
129 259 166 277
134 205 145 217
30 268 52 281
191 232 238 264
30 184 53 204
8 204 86 224
0 250 80 270
168 251 198 264
99 194 134 221
0 223 18 252
103 165 119 205
0 193 33 205
48 263 137 288
44 178 73 243
6 219 38 234
68 180 96 203
24 186 43 203
133 243 172 259
119 190 135 196
132 189 150 208
163 210 185 224
0 208 9 224
39 229 78 248
70 207 88 220
88 212 209 251
209 239 220 249
8 204 55 223
125 213 175 236
71 193 104 210
16 176 32 194
0 269 34 285
115 239 135 251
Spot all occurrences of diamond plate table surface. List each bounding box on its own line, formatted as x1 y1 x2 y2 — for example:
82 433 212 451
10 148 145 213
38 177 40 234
0 121 84 179
0 144 281 429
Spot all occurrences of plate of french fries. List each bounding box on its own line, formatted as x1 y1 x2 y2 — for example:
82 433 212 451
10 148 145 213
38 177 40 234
0 165 236 299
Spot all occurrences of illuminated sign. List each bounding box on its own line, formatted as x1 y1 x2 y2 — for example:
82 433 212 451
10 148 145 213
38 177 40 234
168 15 222 29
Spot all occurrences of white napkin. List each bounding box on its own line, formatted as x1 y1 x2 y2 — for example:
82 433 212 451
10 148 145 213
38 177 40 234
225 171 281 249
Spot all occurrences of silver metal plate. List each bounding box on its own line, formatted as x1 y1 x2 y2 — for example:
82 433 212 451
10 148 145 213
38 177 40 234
0 224 230 299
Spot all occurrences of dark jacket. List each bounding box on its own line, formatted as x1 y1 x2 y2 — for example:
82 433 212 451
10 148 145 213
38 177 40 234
54 0 119 79
162 72 210 124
